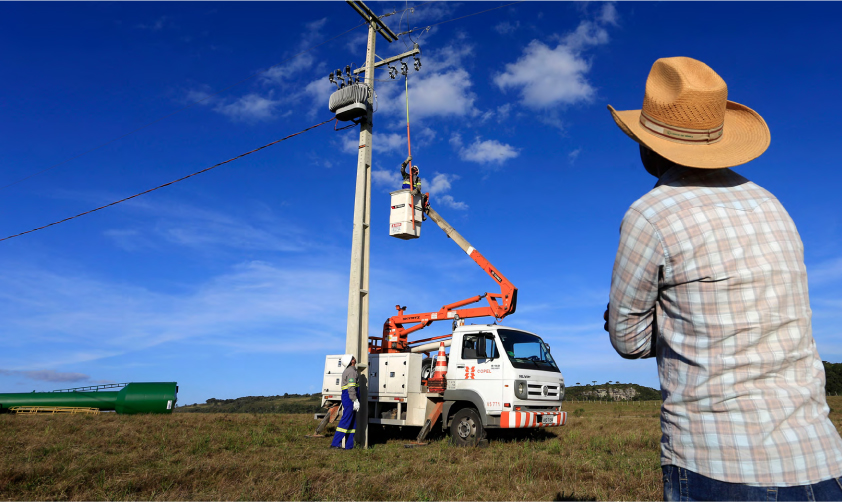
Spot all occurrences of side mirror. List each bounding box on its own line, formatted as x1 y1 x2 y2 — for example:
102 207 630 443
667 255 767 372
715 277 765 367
476 341 487 359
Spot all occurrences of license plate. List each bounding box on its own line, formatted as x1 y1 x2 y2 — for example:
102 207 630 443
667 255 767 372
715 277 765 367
541 415 555 424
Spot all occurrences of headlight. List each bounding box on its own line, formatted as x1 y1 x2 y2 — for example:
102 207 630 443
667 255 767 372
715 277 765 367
559 384 565 401
514 380 527 399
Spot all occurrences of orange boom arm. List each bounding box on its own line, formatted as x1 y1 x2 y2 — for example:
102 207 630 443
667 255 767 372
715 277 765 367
372 205 517 354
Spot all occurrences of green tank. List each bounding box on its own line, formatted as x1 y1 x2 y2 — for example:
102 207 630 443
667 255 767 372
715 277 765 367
0 382 178 414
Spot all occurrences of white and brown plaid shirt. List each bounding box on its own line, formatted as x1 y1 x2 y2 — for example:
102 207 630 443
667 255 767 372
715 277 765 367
608 166 842 486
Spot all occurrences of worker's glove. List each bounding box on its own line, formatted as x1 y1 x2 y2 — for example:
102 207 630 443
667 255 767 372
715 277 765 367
401 155 412 168
353 400 360 412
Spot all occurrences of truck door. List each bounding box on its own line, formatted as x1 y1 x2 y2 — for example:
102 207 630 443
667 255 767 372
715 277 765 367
459 332 503 414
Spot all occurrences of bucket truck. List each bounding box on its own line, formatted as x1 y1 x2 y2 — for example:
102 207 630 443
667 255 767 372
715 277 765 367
316 193 566 446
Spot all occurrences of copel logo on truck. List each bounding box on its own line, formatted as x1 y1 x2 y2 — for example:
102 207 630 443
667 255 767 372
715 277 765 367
465 366 475 379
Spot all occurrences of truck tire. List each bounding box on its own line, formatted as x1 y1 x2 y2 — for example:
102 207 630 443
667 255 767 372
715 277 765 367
421 359 433 380
450 408 483 447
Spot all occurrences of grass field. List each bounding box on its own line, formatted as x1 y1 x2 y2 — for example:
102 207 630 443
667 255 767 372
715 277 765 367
2 397 840 501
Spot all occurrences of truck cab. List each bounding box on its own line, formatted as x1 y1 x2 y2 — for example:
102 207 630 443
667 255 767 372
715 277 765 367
443 324 565 440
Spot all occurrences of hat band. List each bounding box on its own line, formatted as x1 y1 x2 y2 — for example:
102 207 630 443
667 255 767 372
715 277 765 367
639 111 723 145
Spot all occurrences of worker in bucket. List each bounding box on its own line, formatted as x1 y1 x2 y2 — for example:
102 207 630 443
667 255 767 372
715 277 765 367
330 354 360 450
400 156 421 192
603 57 842 500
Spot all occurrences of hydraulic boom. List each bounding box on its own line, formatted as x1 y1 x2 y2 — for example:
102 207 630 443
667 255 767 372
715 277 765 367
373 205 517 354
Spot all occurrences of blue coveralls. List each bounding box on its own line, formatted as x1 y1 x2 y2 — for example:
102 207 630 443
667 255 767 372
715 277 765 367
331 365 358 449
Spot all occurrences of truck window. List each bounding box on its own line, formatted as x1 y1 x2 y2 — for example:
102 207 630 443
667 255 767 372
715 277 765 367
462 334 498 360
497 329 560 372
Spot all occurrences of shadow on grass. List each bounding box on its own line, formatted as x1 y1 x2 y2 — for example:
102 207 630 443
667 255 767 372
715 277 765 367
488 427 557 443
554 491 597 501
363 423 558 446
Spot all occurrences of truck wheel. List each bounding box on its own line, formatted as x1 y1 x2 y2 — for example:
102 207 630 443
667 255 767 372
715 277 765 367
421 359 433 380
450 408 483 447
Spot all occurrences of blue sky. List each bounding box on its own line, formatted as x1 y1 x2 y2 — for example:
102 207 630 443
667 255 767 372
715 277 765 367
1 2 840 406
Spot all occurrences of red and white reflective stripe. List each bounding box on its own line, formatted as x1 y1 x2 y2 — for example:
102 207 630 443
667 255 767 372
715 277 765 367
500 411 568 428
639 111 723 145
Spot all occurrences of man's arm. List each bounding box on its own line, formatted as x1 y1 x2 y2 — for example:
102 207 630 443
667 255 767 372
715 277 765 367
608 207 664 359
347 369 358 402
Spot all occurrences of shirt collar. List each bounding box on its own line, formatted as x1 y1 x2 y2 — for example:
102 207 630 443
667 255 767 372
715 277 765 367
654 165 693 188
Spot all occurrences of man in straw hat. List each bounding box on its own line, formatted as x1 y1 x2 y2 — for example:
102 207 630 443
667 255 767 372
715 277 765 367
603 57 842 500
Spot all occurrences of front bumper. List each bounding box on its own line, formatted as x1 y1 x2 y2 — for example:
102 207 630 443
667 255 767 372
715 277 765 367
500 410 567 428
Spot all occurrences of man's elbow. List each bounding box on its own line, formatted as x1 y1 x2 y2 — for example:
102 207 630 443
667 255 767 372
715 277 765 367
609 325 655 359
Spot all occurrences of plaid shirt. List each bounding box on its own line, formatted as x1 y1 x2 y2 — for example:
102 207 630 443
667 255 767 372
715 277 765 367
608 166 842 486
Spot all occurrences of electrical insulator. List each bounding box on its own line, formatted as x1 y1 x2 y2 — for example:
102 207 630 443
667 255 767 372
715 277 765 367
335 69 345 88
414 57 421 71
388 64 397 79
329 72 338 89
400 61 408 76
345 65 351 76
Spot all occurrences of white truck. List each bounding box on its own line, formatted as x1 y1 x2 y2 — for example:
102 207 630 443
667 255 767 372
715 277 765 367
316 196 566 445
319 323 565 446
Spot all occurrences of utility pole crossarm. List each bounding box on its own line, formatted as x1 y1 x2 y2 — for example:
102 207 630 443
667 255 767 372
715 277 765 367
346 0 398 42
353 45 421 74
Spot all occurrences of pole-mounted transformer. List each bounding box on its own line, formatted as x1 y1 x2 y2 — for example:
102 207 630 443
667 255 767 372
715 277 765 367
328 64 371 122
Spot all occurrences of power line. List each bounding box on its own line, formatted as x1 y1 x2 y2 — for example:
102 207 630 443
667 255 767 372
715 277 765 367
397 1 524 36
0 118 335 243
0 22 367 193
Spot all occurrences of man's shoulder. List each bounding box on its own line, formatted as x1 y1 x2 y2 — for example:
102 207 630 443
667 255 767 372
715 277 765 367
629 169 776 223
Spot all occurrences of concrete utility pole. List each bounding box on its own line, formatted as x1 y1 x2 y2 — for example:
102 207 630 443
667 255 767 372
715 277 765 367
344 0 398 448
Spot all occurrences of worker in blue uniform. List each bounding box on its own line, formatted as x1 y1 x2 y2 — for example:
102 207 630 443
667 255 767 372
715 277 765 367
330 354 360 450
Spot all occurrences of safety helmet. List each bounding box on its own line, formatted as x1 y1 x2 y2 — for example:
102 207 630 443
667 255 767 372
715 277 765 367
340 354 355 367
410 166 419 175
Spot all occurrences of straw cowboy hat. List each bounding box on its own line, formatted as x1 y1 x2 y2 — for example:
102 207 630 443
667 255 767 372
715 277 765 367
608 57 770 169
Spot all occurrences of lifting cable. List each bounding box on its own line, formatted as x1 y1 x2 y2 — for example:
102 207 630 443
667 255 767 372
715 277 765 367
0 117 335 243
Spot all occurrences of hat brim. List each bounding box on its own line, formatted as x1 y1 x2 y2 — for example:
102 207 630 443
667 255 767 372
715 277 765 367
608 101 770 169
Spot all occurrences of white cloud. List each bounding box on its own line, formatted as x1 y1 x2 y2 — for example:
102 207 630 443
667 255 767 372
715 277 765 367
213 93 280 123
136 16 170 31
425 172 467 210
569 148 582 164
0 261 349 369
345 32 368 53
372 169 402 188
494 40 595 109
185 87 213 104
364 43 479 123
599 3 619 26
0 369 92 383
494 7 618 109
340 131 407 155
103 199 312 254
262 17 328 86
808 257 842 286
437 195 468 210
494 21 520 34
450 133 520 165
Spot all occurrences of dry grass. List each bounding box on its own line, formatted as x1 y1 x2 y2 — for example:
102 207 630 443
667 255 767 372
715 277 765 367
1 397 840 501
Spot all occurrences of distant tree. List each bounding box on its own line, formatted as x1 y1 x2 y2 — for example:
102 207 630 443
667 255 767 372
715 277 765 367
825 362 842 395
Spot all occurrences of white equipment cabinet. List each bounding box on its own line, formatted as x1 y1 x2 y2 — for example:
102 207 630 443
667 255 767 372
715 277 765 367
321 355 345 397
389 189 423 240
368 353 428 426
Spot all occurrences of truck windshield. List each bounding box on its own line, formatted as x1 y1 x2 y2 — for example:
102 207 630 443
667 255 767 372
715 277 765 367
497 329 560 372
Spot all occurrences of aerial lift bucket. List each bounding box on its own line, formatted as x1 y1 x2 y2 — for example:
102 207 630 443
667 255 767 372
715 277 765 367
389 189 423 240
